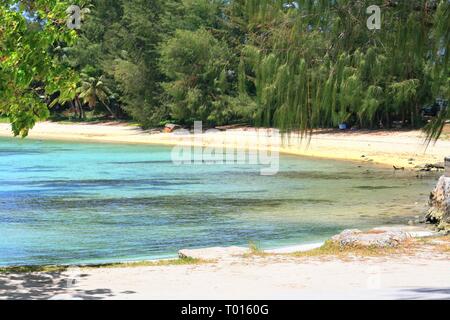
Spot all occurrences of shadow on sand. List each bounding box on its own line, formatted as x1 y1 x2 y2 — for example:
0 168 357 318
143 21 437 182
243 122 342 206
0 271 115 300
398 287 450 300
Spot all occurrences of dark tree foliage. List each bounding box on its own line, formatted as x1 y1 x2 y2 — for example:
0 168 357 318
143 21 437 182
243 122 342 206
1 0 449 138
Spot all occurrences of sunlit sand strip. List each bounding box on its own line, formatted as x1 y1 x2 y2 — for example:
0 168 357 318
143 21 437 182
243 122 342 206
0 122 449 169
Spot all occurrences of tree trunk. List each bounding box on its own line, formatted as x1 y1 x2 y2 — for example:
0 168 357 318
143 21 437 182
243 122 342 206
75 96 84 119
70 100 78 118
101 101 116 119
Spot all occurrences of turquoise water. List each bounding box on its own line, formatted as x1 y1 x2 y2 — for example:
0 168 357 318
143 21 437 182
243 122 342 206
0 137 439 266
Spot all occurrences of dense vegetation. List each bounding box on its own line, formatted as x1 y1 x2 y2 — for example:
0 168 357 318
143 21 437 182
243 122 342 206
1 0 449 138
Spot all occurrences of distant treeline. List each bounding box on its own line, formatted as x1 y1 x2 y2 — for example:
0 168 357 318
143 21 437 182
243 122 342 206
1 1 449 137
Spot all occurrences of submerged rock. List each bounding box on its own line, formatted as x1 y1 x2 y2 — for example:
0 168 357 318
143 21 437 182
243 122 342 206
331 229 411 248
426 175 450 231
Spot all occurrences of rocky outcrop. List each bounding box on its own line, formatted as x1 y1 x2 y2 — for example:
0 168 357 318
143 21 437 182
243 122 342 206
331 229 412 248
426 175 450 231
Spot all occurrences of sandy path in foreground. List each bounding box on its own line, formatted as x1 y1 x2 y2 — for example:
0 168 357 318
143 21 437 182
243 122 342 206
0 122 449 169
1 249 449 300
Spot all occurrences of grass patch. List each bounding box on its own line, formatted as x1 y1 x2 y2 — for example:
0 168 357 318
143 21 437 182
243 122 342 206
0 265 68 274
244 241 269 258
436 243 450 253
83 257 210 269
0 257 211 274
292 235 450 259
291 240 414 259
429 235 450 253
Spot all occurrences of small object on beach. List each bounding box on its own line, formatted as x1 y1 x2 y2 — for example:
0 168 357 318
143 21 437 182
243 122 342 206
164 123 181 133
393 166 405 171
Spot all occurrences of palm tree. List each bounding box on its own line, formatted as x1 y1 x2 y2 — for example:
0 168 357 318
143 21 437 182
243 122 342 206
77 75 116 119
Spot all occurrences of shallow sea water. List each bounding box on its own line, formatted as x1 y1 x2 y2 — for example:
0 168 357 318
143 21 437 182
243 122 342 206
0 137 439 266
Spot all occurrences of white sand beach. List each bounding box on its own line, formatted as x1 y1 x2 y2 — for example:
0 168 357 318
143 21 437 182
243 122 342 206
0 122 449 169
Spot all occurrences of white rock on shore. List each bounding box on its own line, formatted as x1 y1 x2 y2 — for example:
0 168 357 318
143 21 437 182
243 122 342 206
426 175 450 231
331 229 412 248
178 226 438 260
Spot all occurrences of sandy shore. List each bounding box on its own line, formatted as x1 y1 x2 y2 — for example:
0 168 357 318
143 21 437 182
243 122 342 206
0 237 449 300
0 122 449 169
0 122 450 168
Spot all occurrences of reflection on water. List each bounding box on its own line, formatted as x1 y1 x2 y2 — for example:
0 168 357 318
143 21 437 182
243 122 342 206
0 138 439 266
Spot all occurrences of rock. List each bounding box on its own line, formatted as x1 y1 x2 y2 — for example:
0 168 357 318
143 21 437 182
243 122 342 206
417 163 445 172
178 246 250 261
373 226 436 238
446 157 450 177
433 162 445 170
331 229 412 248
426 175 450 231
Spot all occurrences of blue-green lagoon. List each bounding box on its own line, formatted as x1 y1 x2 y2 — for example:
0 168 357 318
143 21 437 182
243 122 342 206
0 137 439 266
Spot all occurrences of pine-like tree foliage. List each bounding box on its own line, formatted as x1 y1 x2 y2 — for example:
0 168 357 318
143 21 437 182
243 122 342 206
2 0 448 138
237 0 449 136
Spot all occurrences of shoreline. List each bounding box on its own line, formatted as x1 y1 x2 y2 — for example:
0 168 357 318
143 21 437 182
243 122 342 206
1 226 448 300
0 122 449 169
0 224 438 270
0 240 327 269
